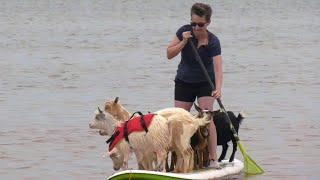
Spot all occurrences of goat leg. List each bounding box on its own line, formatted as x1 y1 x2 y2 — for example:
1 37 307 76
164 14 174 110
165 153 170 172
172 151 182 173
218 143 228 162
203 145 210 167
138 163 144 170
194 149 199 170
199 149 203 169
189 148 194 172
229 137 237 162
155 150 167 172
170 151 176 172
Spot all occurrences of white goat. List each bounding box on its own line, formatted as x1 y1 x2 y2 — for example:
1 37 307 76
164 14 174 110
90 108 170 171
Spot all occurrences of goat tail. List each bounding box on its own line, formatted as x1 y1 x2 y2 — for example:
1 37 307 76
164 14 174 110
237 111 246 124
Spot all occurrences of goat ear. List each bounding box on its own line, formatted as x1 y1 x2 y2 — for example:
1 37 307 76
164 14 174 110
114 97 119 104
108 148 117 156
194 103 202 113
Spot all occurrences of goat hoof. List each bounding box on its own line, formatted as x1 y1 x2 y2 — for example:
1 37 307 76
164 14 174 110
155 165 162 172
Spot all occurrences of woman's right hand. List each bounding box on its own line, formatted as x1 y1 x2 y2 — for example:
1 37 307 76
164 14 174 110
167 31 192 59
182 31 192 43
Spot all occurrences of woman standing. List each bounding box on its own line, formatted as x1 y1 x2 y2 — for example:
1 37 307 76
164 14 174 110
167 3 222 169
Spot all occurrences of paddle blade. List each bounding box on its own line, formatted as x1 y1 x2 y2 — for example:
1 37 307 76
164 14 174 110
238 141 264 175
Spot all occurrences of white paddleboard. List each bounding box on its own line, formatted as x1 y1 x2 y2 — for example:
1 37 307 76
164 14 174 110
108 159 244 180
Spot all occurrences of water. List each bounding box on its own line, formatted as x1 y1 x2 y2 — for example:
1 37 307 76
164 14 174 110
0 0 319 179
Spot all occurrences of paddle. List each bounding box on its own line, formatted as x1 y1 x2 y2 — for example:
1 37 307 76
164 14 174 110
188 39 264 175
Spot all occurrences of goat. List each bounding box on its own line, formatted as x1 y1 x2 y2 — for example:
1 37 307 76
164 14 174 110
194 105 245 162
191 125 210 169
89 108 158 170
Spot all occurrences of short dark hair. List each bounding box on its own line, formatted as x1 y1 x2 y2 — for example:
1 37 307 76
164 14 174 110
190 3 212 22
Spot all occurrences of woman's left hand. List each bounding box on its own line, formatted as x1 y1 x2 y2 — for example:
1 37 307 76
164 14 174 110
211 88 222 99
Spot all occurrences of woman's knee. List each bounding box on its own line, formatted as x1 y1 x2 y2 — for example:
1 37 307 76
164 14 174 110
210 121 216 128
174 100 193 111
197 96 215 110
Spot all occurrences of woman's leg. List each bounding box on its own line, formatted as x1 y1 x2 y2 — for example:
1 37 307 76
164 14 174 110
197 96 219 165
174 79 196 111
174 100 193 111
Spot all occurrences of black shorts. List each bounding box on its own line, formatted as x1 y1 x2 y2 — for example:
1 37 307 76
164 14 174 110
174 79 213 102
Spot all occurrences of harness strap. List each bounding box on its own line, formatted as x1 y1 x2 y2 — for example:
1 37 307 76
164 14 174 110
140 115 148 133
128 111 140 120
106 130 120 146
110 111 151 146
130 111 149 133
123 120 130 143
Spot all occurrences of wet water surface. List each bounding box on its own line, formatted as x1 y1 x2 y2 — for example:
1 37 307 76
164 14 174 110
0 0 319 179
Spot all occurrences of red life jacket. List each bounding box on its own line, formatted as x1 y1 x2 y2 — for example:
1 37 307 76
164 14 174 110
108 113 155 151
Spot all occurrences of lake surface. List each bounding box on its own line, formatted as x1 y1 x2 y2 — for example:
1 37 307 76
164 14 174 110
0 0 319 179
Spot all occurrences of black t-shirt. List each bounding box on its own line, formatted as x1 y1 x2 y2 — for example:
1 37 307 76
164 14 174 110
175 24 221 84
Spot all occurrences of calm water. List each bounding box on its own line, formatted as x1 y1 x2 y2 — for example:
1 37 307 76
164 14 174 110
0 0 319 179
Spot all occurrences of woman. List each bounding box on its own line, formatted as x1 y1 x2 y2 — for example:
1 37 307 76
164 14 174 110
166 3 222 169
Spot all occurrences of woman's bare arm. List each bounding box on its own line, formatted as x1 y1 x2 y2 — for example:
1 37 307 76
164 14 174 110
166 31 192 60
212 55 223 98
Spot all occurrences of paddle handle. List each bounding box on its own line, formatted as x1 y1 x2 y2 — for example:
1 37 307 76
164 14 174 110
188 39 239 141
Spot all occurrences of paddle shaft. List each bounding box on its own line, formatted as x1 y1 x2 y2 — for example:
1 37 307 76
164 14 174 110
188 39 239 141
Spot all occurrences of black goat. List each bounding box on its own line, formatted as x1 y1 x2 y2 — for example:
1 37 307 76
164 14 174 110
214 110 244 162
194 104 244 163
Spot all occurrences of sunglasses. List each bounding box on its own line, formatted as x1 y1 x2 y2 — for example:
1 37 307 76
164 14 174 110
190 22 206 27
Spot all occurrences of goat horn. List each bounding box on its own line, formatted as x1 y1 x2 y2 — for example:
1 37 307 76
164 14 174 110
114 97 119 104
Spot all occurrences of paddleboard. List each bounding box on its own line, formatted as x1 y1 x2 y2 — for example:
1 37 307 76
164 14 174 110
107 159 243 180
